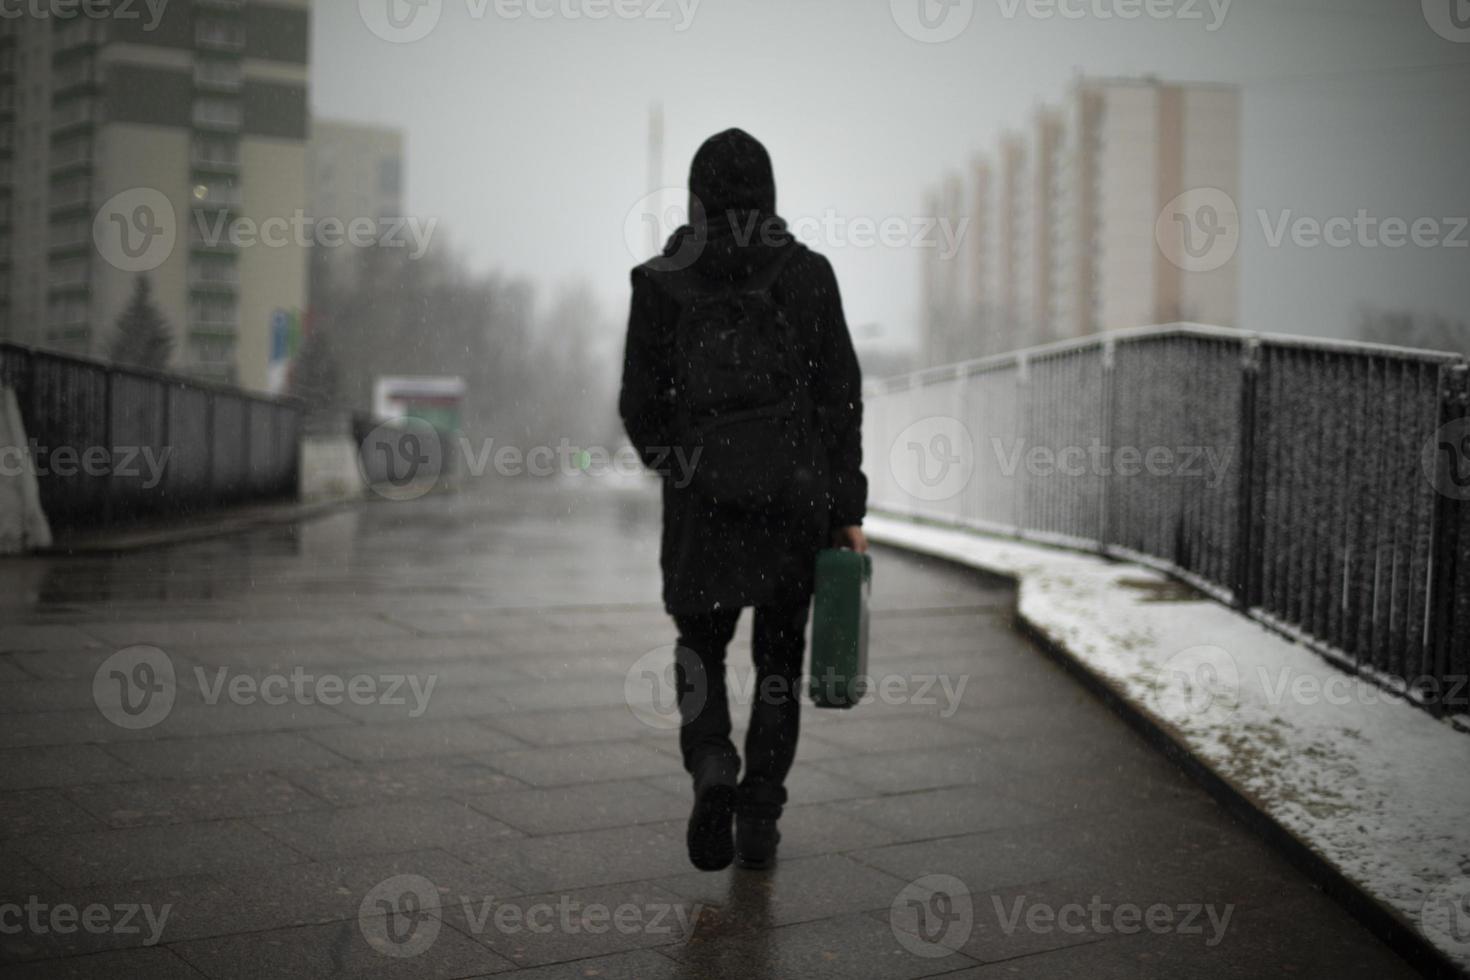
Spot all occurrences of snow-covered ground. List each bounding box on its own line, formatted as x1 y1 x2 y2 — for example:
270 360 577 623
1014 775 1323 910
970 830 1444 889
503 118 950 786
867 513 1470 973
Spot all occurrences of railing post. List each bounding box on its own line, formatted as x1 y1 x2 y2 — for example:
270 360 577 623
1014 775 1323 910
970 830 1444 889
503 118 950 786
102 364 114 526
1231 338 1261 610
1099 337 1116 555
1427 362 1469 713
1013 351 1030 537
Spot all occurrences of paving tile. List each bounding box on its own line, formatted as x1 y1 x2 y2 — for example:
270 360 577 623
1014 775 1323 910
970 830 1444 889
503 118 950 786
0 790 105 839
281 758 523 807
82 616 413 649
809 715 988 755
0 947 207 979
303 721 528 763
477 741 674 788
810 743 1019 795
0 847 59 897
481 706 660 747
462 825 693 894
852 829 1100 896
831 786 1054 840
12 819 302 887
102 733 350 778
62 772 323 828
251 799 521 860
464 779 689 836
0 746 139 791
653 855 914 929
665 911 982 980
171 916 512 980
469 948 682 980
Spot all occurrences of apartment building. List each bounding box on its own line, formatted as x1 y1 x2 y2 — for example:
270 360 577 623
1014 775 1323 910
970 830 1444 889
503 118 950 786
307 118 406 290
926 76 1241 364
0 0 312 392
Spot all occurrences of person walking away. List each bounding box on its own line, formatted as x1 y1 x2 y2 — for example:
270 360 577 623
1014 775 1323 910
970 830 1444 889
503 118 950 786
619 128 868 872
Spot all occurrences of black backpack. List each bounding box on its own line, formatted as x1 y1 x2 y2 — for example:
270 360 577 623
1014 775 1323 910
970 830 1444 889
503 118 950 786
659 248 819 512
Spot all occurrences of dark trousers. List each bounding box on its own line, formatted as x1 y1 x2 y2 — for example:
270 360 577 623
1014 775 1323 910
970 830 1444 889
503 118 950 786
673 599 810 821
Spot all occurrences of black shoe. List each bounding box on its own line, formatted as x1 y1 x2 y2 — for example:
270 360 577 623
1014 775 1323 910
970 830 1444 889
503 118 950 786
687 783 736 871
735 815 780 870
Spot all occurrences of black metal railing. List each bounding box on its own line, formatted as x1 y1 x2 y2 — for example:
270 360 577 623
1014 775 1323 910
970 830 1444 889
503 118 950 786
866 324 1470 718
0 342 301 529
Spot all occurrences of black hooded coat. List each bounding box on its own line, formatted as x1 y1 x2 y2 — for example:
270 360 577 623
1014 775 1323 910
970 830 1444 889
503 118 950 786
619 129 867 615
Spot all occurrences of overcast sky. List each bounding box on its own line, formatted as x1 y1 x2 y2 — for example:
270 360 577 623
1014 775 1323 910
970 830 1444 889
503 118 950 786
313 0 1470 349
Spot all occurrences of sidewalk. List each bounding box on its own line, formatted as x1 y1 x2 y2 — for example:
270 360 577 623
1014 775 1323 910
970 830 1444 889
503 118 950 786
0 486 1424 978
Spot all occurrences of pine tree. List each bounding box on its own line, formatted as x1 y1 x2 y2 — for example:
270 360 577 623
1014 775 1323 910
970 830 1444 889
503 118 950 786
109 276 175 371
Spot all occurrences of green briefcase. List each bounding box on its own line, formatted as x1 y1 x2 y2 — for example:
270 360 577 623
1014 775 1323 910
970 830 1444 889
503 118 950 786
808 548 873 709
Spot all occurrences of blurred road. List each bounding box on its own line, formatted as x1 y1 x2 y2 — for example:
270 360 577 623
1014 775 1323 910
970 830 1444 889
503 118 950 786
0 483 1418 978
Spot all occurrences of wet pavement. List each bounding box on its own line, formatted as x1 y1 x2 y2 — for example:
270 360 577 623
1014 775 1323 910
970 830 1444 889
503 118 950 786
0 483 1420 979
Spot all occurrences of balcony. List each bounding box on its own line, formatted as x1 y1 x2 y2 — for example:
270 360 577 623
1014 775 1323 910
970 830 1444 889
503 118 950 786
195 22 246 53
189 261 240 292
192 99 243 131
190 314 239 334
191 141 241 174
194 60 244 92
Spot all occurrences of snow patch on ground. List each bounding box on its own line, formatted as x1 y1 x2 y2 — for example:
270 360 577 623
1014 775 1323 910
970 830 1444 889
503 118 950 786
868 513 1470 972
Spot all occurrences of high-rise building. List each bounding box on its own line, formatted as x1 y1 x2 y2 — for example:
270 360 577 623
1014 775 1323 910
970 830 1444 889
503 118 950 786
0 0 311 392
307 118 406 289
926 76 1241 364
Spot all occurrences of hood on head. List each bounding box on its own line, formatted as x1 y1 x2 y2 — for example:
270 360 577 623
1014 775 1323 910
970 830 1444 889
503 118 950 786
666 128 792 282
688 128 776 218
